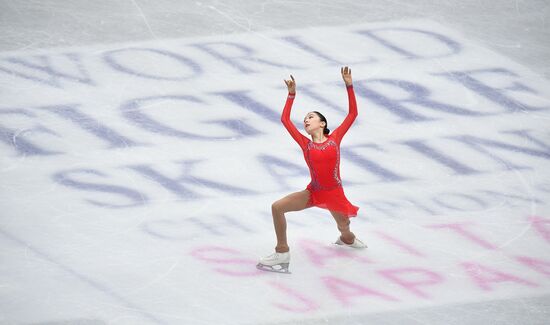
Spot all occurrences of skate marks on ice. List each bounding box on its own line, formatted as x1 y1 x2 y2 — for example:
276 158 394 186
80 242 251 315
1 18 550 324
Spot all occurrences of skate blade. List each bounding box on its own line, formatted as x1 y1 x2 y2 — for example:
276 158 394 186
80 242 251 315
256 263 291 274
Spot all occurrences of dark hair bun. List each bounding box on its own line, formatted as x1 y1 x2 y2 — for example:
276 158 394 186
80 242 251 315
324 128 330 135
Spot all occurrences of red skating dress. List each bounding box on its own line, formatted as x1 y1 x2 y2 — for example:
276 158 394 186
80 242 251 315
281 85 359 218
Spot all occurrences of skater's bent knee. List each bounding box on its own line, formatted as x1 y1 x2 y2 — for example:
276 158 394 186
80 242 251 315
271 201 283 214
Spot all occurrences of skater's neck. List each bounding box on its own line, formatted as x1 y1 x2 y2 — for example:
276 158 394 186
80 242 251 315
311 130 327 143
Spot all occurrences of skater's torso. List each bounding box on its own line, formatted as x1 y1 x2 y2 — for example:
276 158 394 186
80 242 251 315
303 138 342 191
280 85 357 191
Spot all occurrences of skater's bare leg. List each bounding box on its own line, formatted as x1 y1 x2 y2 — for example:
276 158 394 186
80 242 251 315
330 211 356 245
271 190 311 253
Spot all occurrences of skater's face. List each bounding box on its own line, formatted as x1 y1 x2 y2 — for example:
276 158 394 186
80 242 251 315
304 112 326 135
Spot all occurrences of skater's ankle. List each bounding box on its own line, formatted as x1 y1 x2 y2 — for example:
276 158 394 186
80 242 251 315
340 235 355 245
275 246 289 253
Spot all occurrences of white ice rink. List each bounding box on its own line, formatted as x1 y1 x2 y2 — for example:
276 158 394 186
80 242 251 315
1 1 550 324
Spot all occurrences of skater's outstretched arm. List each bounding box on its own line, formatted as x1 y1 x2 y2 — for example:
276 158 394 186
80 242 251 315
331 66 358 143
281 74 308 148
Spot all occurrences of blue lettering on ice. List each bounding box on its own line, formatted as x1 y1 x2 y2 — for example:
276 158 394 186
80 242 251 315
214 90 281 123
280 36 343 65
0 53 94 88
365 200 403 218
258 154 309 190
127 160 257 199
300 87 347 114
343 144 411 182
191 41 300 73
432 192 489 211
187 215 254 236
0 108 63 155
39 104 141 148
401 197 440 215
354 79 485 122
202 119 262 137
356 27 462 59
121 95 261 140
103 48 202 80
142 215 254 241
53 169 148 208
400 139 480 175
447 130 550 171
479 190 543 205
437 68 549 112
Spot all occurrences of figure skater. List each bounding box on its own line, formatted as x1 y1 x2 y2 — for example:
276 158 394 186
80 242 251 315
257 66 366 274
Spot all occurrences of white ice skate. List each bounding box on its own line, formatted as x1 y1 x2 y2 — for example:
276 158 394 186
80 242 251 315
334 236 367 249
256 252 291 274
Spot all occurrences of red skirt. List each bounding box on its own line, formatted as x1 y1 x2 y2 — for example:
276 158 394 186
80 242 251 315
306 185 359 218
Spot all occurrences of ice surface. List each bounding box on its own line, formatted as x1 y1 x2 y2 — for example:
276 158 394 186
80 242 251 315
1 1 550 324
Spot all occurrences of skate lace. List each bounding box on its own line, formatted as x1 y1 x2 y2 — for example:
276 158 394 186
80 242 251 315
267 253 279 260
263 252 289 262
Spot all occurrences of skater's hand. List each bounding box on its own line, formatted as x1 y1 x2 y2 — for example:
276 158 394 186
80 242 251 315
284 75 296 94
341 66 352 86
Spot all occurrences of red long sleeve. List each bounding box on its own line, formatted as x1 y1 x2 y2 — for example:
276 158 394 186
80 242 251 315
281 93 309 149
331 85 358 143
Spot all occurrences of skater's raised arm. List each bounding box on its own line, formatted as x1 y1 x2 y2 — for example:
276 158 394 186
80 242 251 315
281 75 308 148
331 66 358 143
